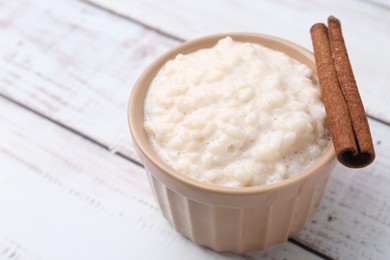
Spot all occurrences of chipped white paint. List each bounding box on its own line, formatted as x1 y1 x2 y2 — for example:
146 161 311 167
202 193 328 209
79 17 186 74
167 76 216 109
0 98 321 259
0 0 179 159
0 0 389 259
87 0 390 124
294 119 390 259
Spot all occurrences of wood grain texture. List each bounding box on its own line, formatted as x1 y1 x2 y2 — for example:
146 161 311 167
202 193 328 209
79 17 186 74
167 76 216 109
293 119 390 259
86 0 390 125
0 238 42 260
0 97 323 259
0 0 389 259
0 0 179 160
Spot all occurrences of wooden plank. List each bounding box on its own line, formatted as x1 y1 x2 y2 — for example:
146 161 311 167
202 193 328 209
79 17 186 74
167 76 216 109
4 111 388 259
85 0 390 124
0 0 179 160
0 0 389 258
1 0 388 161
0 97 322 259
292 118 390 259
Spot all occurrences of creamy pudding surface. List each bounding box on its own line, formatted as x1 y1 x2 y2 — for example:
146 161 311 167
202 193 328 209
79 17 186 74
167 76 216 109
144 37 330 187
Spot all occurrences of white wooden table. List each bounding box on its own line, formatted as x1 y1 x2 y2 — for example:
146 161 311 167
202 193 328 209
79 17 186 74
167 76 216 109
1 1 389 259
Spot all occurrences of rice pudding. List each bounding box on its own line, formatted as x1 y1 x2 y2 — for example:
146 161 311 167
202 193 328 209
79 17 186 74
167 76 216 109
144 37 330 187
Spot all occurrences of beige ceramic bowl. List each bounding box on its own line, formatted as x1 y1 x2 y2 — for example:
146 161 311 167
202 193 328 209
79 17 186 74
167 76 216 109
128 33 337 253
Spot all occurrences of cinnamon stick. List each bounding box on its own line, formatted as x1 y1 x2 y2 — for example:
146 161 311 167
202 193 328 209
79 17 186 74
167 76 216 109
310 17 375 168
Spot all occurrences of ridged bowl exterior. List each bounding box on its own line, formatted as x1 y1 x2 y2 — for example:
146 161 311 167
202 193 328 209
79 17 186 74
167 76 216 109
128 33 337 253
137 145 335 253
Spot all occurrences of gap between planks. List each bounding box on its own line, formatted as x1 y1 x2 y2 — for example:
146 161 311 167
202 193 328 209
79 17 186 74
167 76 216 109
4 1 386 258
79 0 185 42
0 93 142 168
0 94 335 260
3 1 387 258
79 0 390 129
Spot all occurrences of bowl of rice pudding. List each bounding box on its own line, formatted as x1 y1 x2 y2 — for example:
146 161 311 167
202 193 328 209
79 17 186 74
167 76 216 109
128 33 336 252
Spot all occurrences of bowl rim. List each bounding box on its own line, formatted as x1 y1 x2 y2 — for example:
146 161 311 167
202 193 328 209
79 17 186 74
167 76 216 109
128 32 336 196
